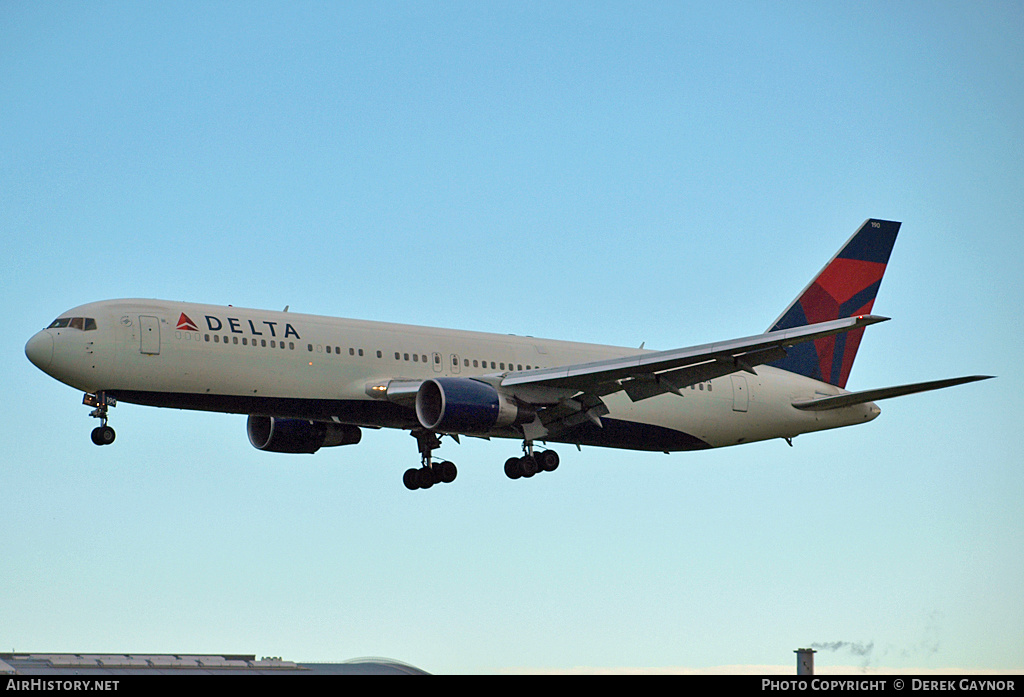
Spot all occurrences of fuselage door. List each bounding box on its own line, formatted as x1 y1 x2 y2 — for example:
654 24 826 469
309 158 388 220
432 352 443 373
140 315 161 355
730 374 749 412
450 354 461 374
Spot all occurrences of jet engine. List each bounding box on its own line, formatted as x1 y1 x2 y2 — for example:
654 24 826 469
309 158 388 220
415 377 530 434
247 415 362 454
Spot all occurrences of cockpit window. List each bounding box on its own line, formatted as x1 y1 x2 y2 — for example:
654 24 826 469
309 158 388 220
48 317 97 330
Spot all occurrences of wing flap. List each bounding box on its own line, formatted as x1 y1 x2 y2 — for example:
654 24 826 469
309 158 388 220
620 345 790 402
792 375 993 411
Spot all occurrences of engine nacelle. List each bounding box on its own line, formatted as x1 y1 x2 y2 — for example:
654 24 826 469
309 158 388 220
415 377 529 434
247 415 362 454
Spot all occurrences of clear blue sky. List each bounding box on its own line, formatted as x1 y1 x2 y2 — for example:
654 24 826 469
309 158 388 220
2 1 1021 674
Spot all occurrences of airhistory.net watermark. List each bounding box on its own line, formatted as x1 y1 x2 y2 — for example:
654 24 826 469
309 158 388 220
5 680 119 691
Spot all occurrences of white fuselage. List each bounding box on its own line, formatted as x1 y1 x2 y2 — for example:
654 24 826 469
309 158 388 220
25 299 880 452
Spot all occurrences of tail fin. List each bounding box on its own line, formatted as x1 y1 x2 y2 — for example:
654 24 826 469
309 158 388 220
767 218 901 388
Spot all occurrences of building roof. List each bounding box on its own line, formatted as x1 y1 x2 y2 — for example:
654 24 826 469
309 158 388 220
0 653 428 676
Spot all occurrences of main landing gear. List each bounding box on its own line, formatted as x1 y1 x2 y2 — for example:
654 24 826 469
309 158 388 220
84 391 116 446
403 431 458 491
504 442 559 480
402 432 561 490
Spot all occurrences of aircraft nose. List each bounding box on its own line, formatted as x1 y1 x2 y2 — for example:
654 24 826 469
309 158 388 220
25 331 53 371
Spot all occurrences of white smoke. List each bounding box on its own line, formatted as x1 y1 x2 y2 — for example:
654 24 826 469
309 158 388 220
811 641 876 671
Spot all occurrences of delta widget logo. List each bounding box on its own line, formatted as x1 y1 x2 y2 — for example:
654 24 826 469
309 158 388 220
177 313 199 332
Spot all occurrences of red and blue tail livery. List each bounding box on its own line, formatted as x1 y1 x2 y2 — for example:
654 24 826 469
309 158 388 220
767 219 900 388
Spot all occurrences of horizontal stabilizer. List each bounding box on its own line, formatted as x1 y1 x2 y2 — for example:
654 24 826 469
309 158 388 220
792 375 993 411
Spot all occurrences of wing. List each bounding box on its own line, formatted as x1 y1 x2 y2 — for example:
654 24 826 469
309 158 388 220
367 315 887 440
498 315 888 440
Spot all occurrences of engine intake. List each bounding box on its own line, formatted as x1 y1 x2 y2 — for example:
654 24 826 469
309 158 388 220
247 416 362 454
415 378 529 434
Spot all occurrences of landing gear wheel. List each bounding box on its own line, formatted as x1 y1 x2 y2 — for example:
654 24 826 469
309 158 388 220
536 449 559 471
403 468 421 491
91 425 115 446
520 455 538 478
416 468 435 490
504 457 523 480
437 460 458 484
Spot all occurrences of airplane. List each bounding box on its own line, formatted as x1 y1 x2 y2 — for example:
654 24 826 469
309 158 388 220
25 219 990 490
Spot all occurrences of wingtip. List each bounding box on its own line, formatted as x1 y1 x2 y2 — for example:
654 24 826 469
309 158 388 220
947 375 995 387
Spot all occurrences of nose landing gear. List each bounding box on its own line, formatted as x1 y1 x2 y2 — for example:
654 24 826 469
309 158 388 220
84 392 116 446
